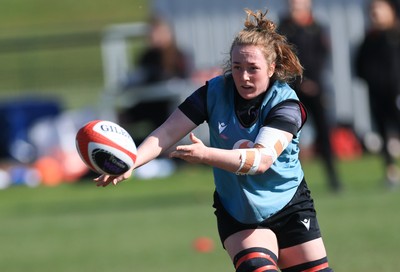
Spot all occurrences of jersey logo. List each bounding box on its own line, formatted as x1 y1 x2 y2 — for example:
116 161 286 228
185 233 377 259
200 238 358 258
300 218 311 231
233 139 254 149
218 122 227 134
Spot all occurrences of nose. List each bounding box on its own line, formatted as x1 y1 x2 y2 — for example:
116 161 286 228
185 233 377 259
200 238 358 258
242 70 250 81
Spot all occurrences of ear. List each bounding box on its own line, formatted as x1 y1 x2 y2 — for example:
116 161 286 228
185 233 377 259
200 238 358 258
268 62 276 78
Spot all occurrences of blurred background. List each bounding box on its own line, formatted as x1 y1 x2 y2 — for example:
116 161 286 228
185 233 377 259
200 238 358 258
0 0 149 186
0 0 397 184
0 0 399 271
1 0 398 187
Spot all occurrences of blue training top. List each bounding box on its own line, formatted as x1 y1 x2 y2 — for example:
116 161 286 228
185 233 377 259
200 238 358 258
206 75 304 224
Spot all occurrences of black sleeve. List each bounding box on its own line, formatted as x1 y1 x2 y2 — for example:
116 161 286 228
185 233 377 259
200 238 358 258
263 100 307 138
178 84 208 125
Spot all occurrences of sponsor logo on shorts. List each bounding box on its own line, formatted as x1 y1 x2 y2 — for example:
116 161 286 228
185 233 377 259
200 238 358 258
300 218 311 231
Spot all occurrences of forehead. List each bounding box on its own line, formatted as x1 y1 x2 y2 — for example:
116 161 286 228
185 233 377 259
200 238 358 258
289 0 312 9
371 0 392 10
231 45 266 63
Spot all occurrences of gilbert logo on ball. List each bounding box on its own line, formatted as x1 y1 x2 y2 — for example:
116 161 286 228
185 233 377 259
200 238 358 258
75 120 137 175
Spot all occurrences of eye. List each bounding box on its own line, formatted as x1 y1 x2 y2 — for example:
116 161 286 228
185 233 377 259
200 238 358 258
244 66 260 74
233 65 241 71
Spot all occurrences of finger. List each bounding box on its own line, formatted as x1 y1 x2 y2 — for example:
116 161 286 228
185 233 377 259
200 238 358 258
175 145 190 151
169 150 182 158
190 132 198 143
97 182 107 187
110 171 132 186
170 150 189 159
93 174 112 187
169 151 178 158
112 176 124 185
190 132 202 144
93 174 109 183
123 169 133 179
113 177 125 186
96 179 112 187
93 174 106 182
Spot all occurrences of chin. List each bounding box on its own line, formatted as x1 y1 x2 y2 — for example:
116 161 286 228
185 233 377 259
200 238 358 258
239 91 259 100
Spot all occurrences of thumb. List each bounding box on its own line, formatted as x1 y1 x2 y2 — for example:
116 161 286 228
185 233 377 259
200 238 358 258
190 132 201 144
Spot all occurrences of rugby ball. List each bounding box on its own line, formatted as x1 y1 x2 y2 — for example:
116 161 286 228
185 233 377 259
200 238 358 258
75 120 137 175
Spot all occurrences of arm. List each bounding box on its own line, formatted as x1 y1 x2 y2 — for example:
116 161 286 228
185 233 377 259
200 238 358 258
94 108 197 186
135 108 198 168
170 99 303 174
170 132 242 173
170 128 293 174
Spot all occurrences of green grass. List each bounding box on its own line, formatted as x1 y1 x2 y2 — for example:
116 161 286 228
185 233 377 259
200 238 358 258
0 155 399 272
0 0 149 37
0 0 149 110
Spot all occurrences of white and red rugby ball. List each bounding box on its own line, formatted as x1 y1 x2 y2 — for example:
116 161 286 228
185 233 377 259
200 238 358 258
75 120 137 175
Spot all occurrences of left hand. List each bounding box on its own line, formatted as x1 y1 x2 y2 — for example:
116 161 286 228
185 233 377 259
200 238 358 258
169 133 208 164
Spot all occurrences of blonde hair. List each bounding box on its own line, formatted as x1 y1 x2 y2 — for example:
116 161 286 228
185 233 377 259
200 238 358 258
224 8 303 82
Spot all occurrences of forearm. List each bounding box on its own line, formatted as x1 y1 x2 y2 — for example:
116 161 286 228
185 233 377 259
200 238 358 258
201 147 275 174
171 133 275 174
201 147 242 173
134 109 197 168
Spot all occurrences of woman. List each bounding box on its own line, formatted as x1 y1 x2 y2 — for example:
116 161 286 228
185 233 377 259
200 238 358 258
279 0 343 192
119 15 192 145
95 8 333 272
355 0 400 187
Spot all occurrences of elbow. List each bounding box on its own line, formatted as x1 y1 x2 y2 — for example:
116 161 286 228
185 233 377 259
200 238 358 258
253 161 273 175
256 154 275 174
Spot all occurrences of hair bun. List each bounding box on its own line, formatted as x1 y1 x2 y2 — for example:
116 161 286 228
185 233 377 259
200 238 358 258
244 9 276 32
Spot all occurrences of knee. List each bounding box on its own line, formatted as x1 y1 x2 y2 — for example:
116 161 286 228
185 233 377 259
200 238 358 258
233 247 279 272
280 257 333 272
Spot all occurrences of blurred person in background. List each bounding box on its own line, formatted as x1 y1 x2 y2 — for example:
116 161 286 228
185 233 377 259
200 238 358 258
355 0 400 187
278 0 343 192
394 0 400 14
119 14 192 145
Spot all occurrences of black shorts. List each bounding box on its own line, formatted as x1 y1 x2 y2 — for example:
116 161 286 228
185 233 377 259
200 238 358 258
213 178 322 249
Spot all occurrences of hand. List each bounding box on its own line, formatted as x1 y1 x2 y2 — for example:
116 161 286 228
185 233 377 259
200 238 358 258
169 133 207 164
93 168 133 187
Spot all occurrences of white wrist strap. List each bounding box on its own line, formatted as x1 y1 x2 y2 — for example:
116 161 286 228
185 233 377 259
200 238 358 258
236 149 261 175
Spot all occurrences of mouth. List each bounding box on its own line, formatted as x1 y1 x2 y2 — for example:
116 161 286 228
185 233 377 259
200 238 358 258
239 85 255 93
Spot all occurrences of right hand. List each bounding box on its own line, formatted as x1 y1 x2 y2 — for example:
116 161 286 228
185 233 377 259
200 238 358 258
93 168 134 187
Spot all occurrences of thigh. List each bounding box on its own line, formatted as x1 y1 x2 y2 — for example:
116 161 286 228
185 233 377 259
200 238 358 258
223 228 279 262
278 237 327 269
268 179 322 249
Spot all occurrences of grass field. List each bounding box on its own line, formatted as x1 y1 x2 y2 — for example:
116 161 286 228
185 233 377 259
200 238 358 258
0 0 149 110
0 0 149 37
0 154 399 272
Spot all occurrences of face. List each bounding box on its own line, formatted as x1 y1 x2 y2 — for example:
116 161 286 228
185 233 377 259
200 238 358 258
231 45 275 100
370 0 396 30
149 22 173 48
289 0 312 13
289 0 312 24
